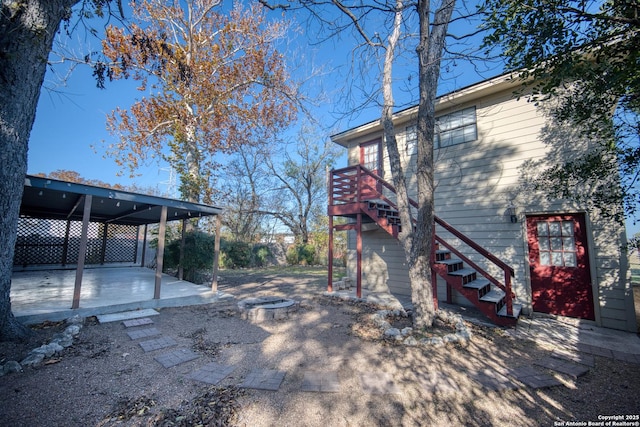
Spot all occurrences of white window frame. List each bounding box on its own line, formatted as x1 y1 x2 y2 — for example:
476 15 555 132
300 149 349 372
435 106 477 148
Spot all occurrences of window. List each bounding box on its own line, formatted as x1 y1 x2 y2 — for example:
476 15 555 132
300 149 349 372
360 141 380 172
435 106 477 148
405 125 417 155
536 220 577 267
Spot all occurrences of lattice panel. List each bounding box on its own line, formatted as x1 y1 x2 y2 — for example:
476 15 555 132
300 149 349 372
14 217 138 266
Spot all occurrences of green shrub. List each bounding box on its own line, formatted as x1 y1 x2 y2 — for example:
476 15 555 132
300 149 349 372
286 243 316 265
252 244 272 267
164 231 215 283
220 240 251 269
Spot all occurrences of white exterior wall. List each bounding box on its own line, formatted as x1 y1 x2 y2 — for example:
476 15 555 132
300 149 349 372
339 77 636 332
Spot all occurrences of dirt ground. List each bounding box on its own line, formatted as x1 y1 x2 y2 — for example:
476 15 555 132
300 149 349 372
1 266 640 426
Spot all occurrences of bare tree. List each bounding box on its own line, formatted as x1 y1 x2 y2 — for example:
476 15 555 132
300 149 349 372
259 0 456 328
260 125 342 244
219 145 270 243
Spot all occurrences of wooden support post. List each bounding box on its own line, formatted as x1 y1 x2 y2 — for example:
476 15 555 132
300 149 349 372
100 223 108 265
328 215 333 292
62 220 71 266
356 213 362 298
178 218 186 280
154 206 168 299
72 195 92 309
211 214 221 293
140 224 147 267
133 225 140 264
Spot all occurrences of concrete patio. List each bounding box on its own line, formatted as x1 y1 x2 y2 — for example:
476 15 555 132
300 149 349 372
11 266 231 325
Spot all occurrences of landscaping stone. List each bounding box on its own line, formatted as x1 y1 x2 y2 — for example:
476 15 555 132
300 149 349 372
2 361 22 375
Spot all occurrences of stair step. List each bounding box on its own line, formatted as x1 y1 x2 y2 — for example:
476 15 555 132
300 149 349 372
463 278 490 290
437 258 463 266
497 303 523 319
435 250 450 262
447 268 476 277
479 289 505 303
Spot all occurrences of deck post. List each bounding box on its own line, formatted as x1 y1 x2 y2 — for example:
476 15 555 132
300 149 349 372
431 224 438 310
328 215 334 292
72 195 92 309
356 213 362 298
154 205 168 299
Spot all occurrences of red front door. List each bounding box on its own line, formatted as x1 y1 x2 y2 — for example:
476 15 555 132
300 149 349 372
359 139 382 199
526 214 595 320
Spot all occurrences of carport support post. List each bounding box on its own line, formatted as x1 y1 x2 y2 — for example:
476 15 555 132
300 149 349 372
140 224 147 267
72 195 92 309
211 214 221 293
154 206 168 299
178 219 186 280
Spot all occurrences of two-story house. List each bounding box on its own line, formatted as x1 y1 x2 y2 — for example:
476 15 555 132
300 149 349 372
327 73 637 332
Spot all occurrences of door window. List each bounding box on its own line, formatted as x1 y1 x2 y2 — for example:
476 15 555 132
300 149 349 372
536 220 577 267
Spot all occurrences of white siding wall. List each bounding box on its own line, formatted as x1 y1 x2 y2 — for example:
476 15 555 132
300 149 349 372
341 83 635 331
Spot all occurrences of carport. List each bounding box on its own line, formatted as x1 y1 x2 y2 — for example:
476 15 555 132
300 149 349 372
12 175 224 322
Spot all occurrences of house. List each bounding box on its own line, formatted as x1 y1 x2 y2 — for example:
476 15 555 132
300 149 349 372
327 73 637 332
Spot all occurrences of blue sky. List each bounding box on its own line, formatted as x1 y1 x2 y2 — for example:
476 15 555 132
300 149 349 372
27 1 637 235
28 1 492 192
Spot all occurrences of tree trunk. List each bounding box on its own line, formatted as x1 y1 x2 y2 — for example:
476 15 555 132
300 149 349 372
409 0 456 329
0 0 79 341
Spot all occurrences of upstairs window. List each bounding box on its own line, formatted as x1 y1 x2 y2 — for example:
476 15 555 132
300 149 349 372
405 125 417 155
435 106 477 148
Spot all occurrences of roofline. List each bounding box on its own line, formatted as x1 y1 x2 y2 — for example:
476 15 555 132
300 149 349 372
24 175 223 216
330 71 522 146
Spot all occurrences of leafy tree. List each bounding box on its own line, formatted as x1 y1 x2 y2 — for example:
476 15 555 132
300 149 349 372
101 0 298 203
0 0 123 341
481 0 640 224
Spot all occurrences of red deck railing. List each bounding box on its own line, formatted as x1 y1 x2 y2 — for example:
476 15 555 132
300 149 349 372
328 164 515 316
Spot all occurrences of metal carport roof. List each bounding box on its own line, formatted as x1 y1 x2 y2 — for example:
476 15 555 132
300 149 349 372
19 174 223 311
21 174 222 224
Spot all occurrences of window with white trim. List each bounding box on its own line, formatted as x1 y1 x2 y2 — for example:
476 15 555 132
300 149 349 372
435 106 477 148
405 125 417 155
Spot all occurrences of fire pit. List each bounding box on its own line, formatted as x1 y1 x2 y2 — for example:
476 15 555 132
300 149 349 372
238 296 298 323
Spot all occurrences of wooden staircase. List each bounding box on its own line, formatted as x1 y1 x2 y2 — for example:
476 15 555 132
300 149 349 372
328 165 521 327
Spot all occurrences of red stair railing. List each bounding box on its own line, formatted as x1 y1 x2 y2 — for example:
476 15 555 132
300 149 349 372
328 164 516 316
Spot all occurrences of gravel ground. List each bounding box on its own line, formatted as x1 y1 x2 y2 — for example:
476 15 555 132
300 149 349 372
1 266 639 426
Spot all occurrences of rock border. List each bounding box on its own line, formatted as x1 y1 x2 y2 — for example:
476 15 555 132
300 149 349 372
0 315 84 376
372 308 473 347
323 291 473 346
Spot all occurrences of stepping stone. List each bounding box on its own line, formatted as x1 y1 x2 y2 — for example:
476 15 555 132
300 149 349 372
154 348 200 368
127 327 161 340
575 343 614 358
507 366 562 389
360 372 401 395
300 371 340 393
551 349 595 367
611 351 640 365
416 371 461 396
468 368 520 392
139 336 177 352
240 369 286 391
97 309 159 324
190 362 236 385
534 356 590 379
122 318 154 328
